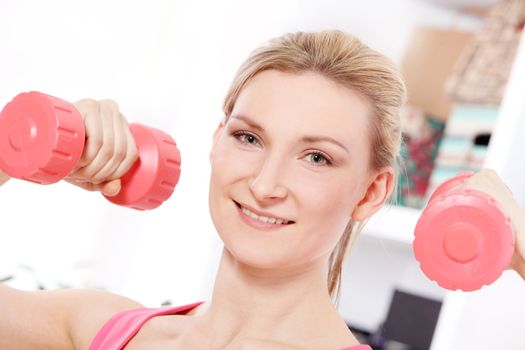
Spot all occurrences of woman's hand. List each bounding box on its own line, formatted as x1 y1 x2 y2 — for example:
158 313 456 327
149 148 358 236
64 99 139 196
0 170 9 186
460 168 525 280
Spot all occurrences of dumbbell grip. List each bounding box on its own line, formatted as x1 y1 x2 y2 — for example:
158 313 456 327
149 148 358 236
0 91 181 210
104 123 181 210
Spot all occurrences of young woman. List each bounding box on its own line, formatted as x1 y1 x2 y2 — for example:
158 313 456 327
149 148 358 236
1 30 524 350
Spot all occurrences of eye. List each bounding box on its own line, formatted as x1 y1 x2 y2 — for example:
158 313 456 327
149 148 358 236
232 131 260 146
231 131 333 166
306 151 332 167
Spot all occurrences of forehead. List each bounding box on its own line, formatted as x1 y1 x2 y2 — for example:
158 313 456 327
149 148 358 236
231 69 371 151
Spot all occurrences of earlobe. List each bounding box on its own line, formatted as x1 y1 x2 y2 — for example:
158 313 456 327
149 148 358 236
351 167 395 221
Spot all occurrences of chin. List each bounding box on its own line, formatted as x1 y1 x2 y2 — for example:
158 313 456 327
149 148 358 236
210 195 315 271
218 233 290 268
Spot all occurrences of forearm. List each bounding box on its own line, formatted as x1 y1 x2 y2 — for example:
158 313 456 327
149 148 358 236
511 210 525 280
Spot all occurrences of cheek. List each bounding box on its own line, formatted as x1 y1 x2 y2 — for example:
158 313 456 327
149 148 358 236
293 174 360 251
294 170 359 218
210 141 259 185
208 141 258 226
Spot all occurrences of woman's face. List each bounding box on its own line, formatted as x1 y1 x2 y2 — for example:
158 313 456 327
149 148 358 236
209 70 374 272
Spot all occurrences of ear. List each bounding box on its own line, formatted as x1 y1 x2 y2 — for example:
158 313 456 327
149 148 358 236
209 116 227 163
351 166 395 222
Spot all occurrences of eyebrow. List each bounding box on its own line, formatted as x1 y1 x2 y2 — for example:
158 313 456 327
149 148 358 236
230 114 350 154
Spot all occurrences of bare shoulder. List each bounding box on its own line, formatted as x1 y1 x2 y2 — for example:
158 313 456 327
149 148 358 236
54 288 143 349
0 284 142 350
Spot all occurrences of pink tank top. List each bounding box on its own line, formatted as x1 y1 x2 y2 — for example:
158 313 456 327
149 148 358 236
88 302 372 350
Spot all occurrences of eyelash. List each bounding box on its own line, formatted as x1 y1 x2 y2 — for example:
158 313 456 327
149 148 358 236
231 130 333 167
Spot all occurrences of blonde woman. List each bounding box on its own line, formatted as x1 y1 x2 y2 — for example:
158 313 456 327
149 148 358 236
1 30 524 350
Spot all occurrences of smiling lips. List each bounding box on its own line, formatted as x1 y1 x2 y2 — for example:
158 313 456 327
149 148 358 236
234 201 294 229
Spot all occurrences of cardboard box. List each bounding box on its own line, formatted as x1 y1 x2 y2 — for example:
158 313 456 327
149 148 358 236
401 28 474 121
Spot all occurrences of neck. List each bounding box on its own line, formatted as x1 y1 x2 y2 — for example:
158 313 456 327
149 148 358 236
190 248 346 347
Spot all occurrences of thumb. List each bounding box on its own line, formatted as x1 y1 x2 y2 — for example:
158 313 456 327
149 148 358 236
101 179 122 197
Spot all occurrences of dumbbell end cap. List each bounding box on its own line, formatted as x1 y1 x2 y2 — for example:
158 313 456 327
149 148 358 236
0 91 85 184
414 189 515 291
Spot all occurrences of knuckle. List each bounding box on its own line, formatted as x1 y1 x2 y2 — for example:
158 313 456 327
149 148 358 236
76 98 98 108
89 134 104 150
485 168 498 178
100 99 119 112
74 99 99 117
90 175 105 186
119 112 130 123
130 146 139 162
98 146 114 161
129 136 139 153
113 147 126 161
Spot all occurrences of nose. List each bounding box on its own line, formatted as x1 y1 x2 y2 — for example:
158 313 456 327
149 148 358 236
249 155 288 202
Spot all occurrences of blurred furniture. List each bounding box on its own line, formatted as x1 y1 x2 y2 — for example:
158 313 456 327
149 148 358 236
446 0 525 105
373 289 442 350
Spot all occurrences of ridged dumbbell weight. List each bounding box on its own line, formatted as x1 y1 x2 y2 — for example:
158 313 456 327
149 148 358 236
0 91 181 210
414 172 515 291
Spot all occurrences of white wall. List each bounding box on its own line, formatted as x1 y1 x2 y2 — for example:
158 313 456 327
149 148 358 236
339 235 446 331
0 0 488 316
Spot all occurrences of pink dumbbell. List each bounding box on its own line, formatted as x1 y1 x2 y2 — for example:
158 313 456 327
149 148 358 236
0 91 181 210
414 172 515 291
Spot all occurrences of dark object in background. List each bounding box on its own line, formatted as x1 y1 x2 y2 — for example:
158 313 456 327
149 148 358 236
373 289 442 350
0 275 14 283
474 132 491 146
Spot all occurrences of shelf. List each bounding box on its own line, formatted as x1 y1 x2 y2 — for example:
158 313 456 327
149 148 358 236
361 204 422 245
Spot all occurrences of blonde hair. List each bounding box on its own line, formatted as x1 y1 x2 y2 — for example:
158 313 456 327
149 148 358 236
222 30 406 302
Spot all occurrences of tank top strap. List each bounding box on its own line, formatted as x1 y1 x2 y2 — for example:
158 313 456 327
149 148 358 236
88 301 204 350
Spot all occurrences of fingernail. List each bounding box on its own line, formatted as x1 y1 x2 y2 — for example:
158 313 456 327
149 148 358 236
107 184 121 197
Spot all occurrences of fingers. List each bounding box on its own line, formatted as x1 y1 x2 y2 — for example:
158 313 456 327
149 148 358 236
461 168 519 215
83 101 119 182
67 99 139 192
77 99 116 182
465 169 525 279
107 115 139 180
100 179 122 197
465 169 522 229
74 99 103 169
509 242 525 280
513 211 525 279
64 177 121 197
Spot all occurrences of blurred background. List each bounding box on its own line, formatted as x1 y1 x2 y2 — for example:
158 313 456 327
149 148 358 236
1 0 524 349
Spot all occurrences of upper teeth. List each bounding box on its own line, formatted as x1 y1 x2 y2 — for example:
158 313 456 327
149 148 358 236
241 206 289 225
